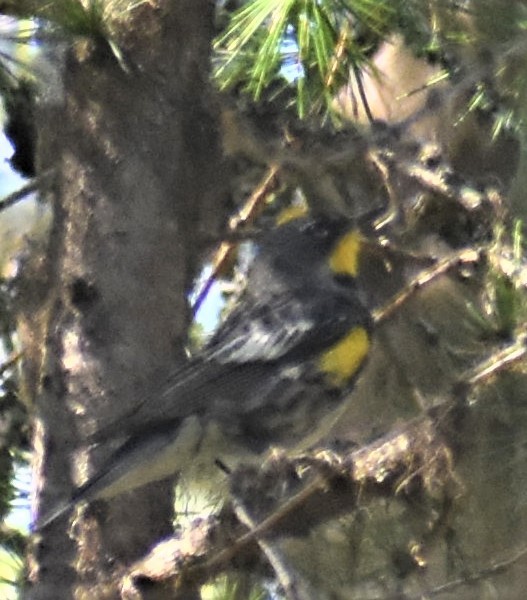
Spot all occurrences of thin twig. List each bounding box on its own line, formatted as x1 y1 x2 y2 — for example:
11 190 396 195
186 476 326 578
232 498 314 600
191 165 279 317
0 170 54 213
0 352 22 377
400 544 527 599
460 331 527 387
367 149 399 230
372 248 483 324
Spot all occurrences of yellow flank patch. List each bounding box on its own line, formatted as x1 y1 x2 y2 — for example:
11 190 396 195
318 326 370 387
329 229 362 277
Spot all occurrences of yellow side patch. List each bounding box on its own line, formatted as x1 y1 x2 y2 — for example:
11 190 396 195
318 326 370 387
329 229 362 277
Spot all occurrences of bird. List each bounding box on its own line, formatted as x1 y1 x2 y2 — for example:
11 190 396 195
35 214 372 530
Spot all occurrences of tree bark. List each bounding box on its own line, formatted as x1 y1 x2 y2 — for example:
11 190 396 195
24 2 225 598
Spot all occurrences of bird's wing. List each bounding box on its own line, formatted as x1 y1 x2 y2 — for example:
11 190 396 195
92 286 353 442
206 292 317 362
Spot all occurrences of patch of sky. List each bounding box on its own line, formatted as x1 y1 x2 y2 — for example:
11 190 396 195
280 25 303 82
191 264 226 336
191 239 256 339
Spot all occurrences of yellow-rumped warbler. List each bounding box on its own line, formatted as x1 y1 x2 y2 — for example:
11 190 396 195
36 215 372 529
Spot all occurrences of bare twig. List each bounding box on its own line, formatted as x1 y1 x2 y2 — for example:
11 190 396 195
460 330 527 387
373 247 483 324
0 170 54 213
191 165 279 317
401 544 527 599
232 498 315 600
0 352 22 377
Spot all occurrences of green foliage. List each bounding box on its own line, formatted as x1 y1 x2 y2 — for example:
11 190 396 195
0 2 148 73
486 220 527 338
213 0 477 118
36 0 136 68
440 1 527 138
0 545 23 600
38 0 109 37
187 320 207 353
466 220 527 340
0 20 36 98
0 0 111 37
202 574 267 600
214 0 397 118
213 0 527 130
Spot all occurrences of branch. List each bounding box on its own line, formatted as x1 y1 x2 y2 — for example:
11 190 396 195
119 329 527 593
0 170 53 213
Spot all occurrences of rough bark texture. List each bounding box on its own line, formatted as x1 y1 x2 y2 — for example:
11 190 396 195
24 2 225 598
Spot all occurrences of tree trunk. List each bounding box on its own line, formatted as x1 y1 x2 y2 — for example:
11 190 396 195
24 2 225 598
